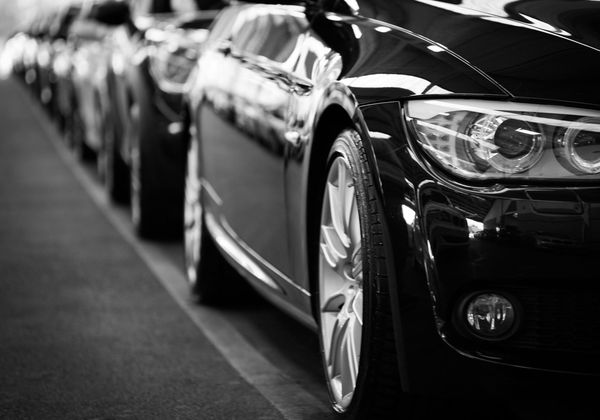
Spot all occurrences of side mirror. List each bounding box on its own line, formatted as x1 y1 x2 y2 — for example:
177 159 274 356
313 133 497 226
90 1 131 26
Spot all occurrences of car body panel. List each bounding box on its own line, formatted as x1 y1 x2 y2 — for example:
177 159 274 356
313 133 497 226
194 5 316 312
359 100 600 392
186 0 600 399
349 0 600 108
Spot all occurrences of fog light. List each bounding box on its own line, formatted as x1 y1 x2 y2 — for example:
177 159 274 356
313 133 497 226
464 293 516 339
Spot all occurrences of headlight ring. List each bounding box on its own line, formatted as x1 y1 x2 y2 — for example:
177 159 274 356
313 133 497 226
554 116 600 175
406 99 600 181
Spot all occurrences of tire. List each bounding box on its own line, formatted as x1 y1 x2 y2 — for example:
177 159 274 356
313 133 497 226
71 109 95 162
100 110 130 204
128 92 182 239
317 129 411 419
129 100 158 238
63 111 76 149
183 136 241 304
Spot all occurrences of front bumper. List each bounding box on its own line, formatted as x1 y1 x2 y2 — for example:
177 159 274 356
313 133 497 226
361 101 600 398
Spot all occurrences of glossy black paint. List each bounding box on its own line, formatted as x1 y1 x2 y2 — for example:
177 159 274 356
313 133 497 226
361 100 600 395
344 0 600 108
186 0 600 398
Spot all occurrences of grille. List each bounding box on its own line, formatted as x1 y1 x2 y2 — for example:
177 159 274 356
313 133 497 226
505 286 600 355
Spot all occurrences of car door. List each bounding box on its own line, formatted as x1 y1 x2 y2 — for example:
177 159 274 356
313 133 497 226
199 6 308 287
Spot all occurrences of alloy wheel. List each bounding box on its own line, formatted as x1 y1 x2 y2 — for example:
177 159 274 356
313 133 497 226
184 139 202 286
128 103 141 228
319 155 364 412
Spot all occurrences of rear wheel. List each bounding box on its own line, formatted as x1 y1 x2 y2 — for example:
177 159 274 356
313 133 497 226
71 109 95 162
129 101 165 238
184 136 241 304
100 111 129 204
317 129 410 418
129 93 182 239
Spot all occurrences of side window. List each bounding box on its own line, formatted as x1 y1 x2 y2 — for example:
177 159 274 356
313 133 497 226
130 0 147 15
205 8 238 46
232 8 307 69
232 15 267 54
131 0 171 15
298 48 318 80
257 13 305 65
294 33 331 80
171 0 198 13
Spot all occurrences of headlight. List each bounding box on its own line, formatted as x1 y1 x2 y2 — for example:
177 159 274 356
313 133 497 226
148 46 196 93
405 99 600 180
146 29 207 95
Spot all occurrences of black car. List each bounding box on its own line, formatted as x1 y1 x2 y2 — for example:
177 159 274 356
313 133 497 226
95 0 222 238
183 0 600 417
33 5 81 119
64 1 121 161
44 4 82 129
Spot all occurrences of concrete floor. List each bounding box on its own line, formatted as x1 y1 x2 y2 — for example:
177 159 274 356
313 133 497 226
0 78 285 420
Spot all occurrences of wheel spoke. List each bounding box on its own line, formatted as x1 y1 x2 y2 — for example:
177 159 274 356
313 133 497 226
341 313 361 397
321 285 347 313
328 308 361 400
321 225 347 265
320 242 337 269
328 316 349 376
351 290 363 327
327 175 351 248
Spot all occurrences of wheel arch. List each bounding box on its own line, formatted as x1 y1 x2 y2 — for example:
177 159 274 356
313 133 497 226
304 97 413 392
304 98 387 318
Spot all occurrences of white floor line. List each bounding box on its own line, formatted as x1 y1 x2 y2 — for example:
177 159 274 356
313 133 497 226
21 82 331 420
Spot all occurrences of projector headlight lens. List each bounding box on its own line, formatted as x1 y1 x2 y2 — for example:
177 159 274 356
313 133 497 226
405 100 600 181
555 116 600 174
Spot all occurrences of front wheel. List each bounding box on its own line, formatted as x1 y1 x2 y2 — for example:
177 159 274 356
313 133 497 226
102 114 130 204
69 109 94 162
184 137 244 304
317 129 411 418
128 93 183 239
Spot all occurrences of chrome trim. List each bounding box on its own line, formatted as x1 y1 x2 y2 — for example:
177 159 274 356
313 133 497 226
201 178 223 206
201 179 312 298
205 211 282 292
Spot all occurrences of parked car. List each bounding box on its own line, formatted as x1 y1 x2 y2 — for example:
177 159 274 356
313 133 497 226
39 4 82 126
183 0 600 417
51 5 84 133
65 1 123 162
33 8 61 108
0 30 30 79
19 15 52 94
90 0 222 238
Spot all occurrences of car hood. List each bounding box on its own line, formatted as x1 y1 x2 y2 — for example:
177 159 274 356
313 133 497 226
355 0 600 108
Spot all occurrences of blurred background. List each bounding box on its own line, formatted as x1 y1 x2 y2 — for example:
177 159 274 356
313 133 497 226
0 0 76 39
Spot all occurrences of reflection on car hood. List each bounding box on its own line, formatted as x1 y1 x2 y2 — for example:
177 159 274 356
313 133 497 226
433 0 600 51
356 0 600 108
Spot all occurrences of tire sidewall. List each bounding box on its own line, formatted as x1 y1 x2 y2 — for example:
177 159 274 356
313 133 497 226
316 129 388 418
